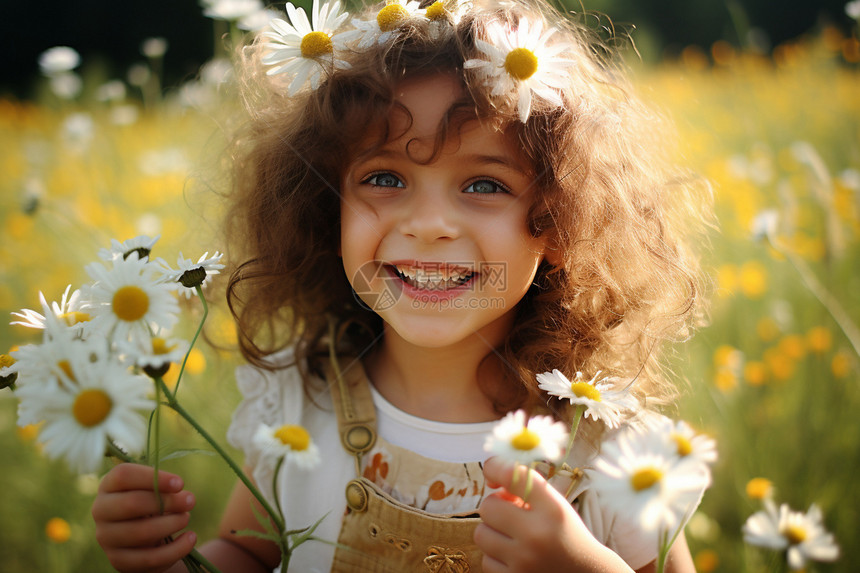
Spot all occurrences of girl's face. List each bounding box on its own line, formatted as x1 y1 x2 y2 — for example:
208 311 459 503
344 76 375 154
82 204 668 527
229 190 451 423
340 73 548 349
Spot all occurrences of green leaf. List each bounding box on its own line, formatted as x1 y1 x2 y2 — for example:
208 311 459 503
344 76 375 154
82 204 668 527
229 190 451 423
249 498 279 537
232 528 281 544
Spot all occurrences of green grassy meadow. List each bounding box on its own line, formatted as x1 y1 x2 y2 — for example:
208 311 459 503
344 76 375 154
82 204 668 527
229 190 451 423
1 22 858 573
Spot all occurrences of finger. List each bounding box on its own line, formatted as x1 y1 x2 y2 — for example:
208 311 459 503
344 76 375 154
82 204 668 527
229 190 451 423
483 457 554 508
93 490 196 522
96 512 192 548
473 522 514 564
481 552 508 573
104 530 196 573
99 464 184 495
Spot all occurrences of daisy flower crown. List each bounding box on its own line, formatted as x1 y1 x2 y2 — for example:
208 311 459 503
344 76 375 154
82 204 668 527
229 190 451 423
258 0 574 122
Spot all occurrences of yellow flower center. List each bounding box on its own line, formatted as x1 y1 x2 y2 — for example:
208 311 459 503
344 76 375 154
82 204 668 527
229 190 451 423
782 524 807 545
571 381 601 402
274 424 311 451
300 31 333 58
630 467 663 491
112 286 149 321
0 354 14 369
745 477 773 500
377 4 409 31
672 433 693 457
57 360 76 383
504 47 539 81
425 1 446 20
73 389 113 428
510 427 541 451
59 311 91 326
151 337 175 355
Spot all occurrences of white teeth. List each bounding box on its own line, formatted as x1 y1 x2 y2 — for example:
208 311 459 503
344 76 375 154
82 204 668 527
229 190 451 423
393 265 474 290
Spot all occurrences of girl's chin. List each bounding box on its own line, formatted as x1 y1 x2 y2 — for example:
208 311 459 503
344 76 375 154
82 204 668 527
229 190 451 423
379 307 514 350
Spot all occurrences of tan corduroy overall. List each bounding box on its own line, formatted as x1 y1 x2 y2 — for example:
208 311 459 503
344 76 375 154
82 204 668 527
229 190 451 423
325 358 484 573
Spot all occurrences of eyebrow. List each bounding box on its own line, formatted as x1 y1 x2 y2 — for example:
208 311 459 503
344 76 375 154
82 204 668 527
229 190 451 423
360 149 531 177
460 152 531 176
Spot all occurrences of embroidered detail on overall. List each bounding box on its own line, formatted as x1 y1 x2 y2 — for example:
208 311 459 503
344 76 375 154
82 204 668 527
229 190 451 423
325 357 483 573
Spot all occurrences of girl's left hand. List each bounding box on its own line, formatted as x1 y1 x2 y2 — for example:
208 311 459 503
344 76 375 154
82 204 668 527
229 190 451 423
475 456 631 573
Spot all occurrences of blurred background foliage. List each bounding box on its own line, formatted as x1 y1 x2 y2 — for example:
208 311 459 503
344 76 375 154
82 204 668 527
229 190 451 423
1 1 859 572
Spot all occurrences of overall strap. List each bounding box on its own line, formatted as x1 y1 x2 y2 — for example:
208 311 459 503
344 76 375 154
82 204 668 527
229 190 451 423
323 353 377 477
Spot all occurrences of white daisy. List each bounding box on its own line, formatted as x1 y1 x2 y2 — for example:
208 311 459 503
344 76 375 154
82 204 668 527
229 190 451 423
201 0 264 21
751 209 779 243
464 17 571 122
156 251 225 298
590 423 710 533
38 46 80 75
537 369 638 429
423 1 470 38
262 0 351 95
15 354 153 474
10 285 92 338
97 235 160 262
118 334 189 378
8 330 98 388
743 500 839 570
253 423 322 469
82 253 180 345
239 7 282 31
484 409 568 465
0 353 16 389
336 0 423 50
656 418 718 467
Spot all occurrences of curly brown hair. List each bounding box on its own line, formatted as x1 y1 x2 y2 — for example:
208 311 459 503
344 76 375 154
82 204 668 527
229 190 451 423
223 0 712 417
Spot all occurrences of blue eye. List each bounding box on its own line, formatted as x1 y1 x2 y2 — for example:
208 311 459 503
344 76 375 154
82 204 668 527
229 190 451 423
464 179 509 194
363 172 404 188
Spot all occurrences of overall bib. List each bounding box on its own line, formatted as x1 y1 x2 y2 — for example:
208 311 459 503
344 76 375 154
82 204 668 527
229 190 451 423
325 358 484 573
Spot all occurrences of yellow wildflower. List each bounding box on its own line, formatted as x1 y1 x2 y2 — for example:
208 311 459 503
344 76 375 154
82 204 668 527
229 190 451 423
45 517 71 543
694 549 720 573
738 261 768 299
757 317 781 342
831 350 853 378
744 361 768 386
779 334 806 360
805 326 832 355
746 477 774 500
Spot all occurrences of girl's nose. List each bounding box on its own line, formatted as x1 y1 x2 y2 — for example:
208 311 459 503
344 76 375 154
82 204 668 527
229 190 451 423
397 189 459 243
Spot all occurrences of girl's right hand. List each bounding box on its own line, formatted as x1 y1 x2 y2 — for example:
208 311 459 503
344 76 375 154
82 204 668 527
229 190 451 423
92 463 198 573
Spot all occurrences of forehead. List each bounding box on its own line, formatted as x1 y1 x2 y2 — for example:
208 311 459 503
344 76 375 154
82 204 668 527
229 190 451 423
358 72 527 171
391 73 463 139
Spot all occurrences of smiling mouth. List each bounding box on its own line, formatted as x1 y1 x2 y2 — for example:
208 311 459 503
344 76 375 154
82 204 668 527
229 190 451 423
389 264 475 291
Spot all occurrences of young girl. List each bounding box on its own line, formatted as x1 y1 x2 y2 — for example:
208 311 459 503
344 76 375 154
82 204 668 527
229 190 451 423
92 0 711 571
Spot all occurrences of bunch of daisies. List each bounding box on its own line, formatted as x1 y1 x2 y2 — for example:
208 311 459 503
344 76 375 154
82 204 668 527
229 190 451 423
1 235 223 474
485 369 718 571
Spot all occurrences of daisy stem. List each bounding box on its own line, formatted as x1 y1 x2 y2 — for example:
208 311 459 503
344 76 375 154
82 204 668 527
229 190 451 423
157 378 286 533
153 377 165 515
107 441 135 463
523 462 536 504
185 548 224 573
271 456 288 531
656 529 669 573
564 405 585 460
174 285 209 396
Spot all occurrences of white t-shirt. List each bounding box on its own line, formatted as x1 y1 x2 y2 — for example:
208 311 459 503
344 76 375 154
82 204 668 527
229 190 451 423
367 383 495 463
